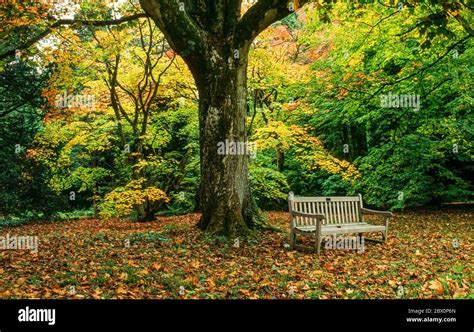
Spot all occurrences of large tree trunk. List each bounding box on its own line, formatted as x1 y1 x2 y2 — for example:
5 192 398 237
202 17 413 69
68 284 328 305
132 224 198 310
195 51 261 236
139 0 299 235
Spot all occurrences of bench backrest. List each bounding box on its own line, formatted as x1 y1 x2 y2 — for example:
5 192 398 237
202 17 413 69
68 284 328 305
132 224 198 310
288 193 363 226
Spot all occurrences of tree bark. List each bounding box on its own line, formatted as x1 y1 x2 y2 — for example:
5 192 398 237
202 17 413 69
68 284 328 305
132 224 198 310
194 49 260 235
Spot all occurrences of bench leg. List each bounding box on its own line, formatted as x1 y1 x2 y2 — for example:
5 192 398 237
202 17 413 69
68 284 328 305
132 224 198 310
315 235 322 255
384 217 389 242
290 229 296 250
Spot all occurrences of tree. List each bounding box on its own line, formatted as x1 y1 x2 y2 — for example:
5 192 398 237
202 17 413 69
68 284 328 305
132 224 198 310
89 18 176 221
1 0 472 234
134 0 310 235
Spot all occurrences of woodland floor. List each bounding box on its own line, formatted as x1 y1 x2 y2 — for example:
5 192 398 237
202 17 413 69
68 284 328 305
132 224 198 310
0 209 472 299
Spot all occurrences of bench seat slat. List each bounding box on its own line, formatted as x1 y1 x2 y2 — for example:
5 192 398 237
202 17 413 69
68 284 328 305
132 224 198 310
294 222 386 235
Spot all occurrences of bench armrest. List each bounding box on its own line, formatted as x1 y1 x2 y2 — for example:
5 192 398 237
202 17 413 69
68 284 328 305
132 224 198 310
290 211 325 230
361 208 393 217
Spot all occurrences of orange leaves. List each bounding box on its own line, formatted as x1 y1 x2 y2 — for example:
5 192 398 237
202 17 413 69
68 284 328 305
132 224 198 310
205 278 216 290
127 259 141 268
152 263 162 271
184 275 199 286
269 25 293 46
0 210 472 299
239 288 251 296
427 280 444 295
323 263 335 272
116 287 128 295
165 49 175 59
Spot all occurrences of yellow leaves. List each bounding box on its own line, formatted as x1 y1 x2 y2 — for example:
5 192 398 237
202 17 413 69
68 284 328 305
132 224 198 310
144 187 170 204
152 263 162 271
312 270 324 276
428 280 444 295
51 286 65 295
190 260 201 269
254 121 360 182
206 278 216 289
139 268 150 276
254 121 316 152
128 260 139 268
376 264 388 271
239 289 251 296
278 269 289 275
452 289 466 298
423 276 470 298
184 275 199 286
103 179 169 218
298 148 360 181
229 270 238 278
117 287 128 295
92 289 103 299
0 209 470 300
321 279 335 289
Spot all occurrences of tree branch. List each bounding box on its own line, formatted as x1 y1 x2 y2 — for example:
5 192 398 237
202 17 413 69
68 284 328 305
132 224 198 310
235 0 311 46
361 35 471 107
0 13 149 61
139 0 207 59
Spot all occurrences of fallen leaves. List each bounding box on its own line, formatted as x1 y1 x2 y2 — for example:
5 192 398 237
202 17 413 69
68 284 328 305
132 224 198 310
151 263 162 271
426 279 445 295
388 280 397 288
323 263 335 272
0 210 471 299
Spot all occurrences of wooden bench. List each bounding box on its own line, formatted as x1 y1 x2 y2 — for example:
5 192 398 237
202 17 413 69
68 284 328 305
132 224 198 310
288 192 393 254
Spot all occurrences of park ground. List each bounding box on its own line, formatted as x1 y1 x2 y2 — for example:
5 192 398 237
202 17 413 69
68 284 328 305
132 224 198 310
0 209 472 299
